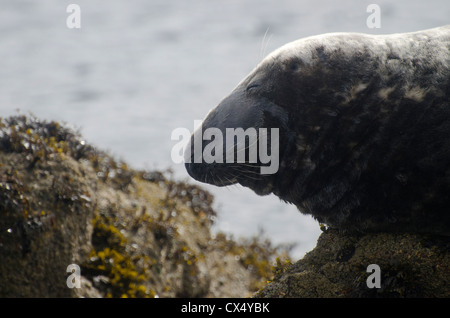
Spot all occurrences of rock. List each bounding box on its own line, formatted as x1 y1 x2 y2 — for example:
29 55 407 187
256 229 450 298
0 115 289 298
6 115 444 298
0 148 95 297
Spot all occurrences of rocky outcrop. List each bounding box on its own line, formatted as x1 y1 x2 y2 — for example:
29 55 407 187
0 115 289 298
2 115 448 298
257 228 449 297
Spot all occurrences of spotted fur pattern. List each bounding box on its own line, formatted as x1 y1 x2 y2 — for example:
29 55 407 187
186 26 450 235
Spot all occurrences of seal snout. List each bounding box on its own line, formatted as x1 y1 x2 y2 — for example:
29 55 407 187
183 86 282 189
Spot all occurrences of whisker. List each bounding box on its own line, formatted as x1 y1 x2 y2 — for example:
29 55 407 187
260 26 272 62
228 167 263 181
227 167 262 177
225 162 263 171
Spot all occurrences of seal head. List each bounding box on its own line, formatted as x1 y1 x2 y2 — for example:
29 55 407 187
185 26 450 235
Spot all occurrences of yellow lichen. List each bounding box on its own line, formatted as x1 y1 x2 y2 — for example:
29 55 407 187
82 211 156 298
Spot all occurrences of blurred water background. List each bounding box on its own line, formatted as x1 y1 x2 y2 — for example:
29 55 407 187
1 0 448 258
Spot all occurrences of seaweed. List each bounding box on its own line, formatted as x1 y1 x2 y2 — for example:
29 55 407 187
82 211 156 298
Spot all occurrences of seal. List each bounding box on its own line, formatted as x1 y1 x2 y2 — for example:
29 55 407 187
185 26 450 235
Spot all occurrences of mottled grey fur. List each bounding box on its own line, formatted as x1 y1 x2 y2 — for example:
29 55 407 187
185 26 450 235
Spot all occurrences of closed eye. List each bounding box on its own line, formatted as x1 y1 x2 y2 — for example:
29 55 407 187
246 83 260 92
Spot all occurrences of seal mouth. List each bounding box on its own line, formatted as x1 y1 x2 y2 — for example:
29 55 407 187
185 161 275 196
185 161 238 187
183 126 280 195
184 132 265 188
